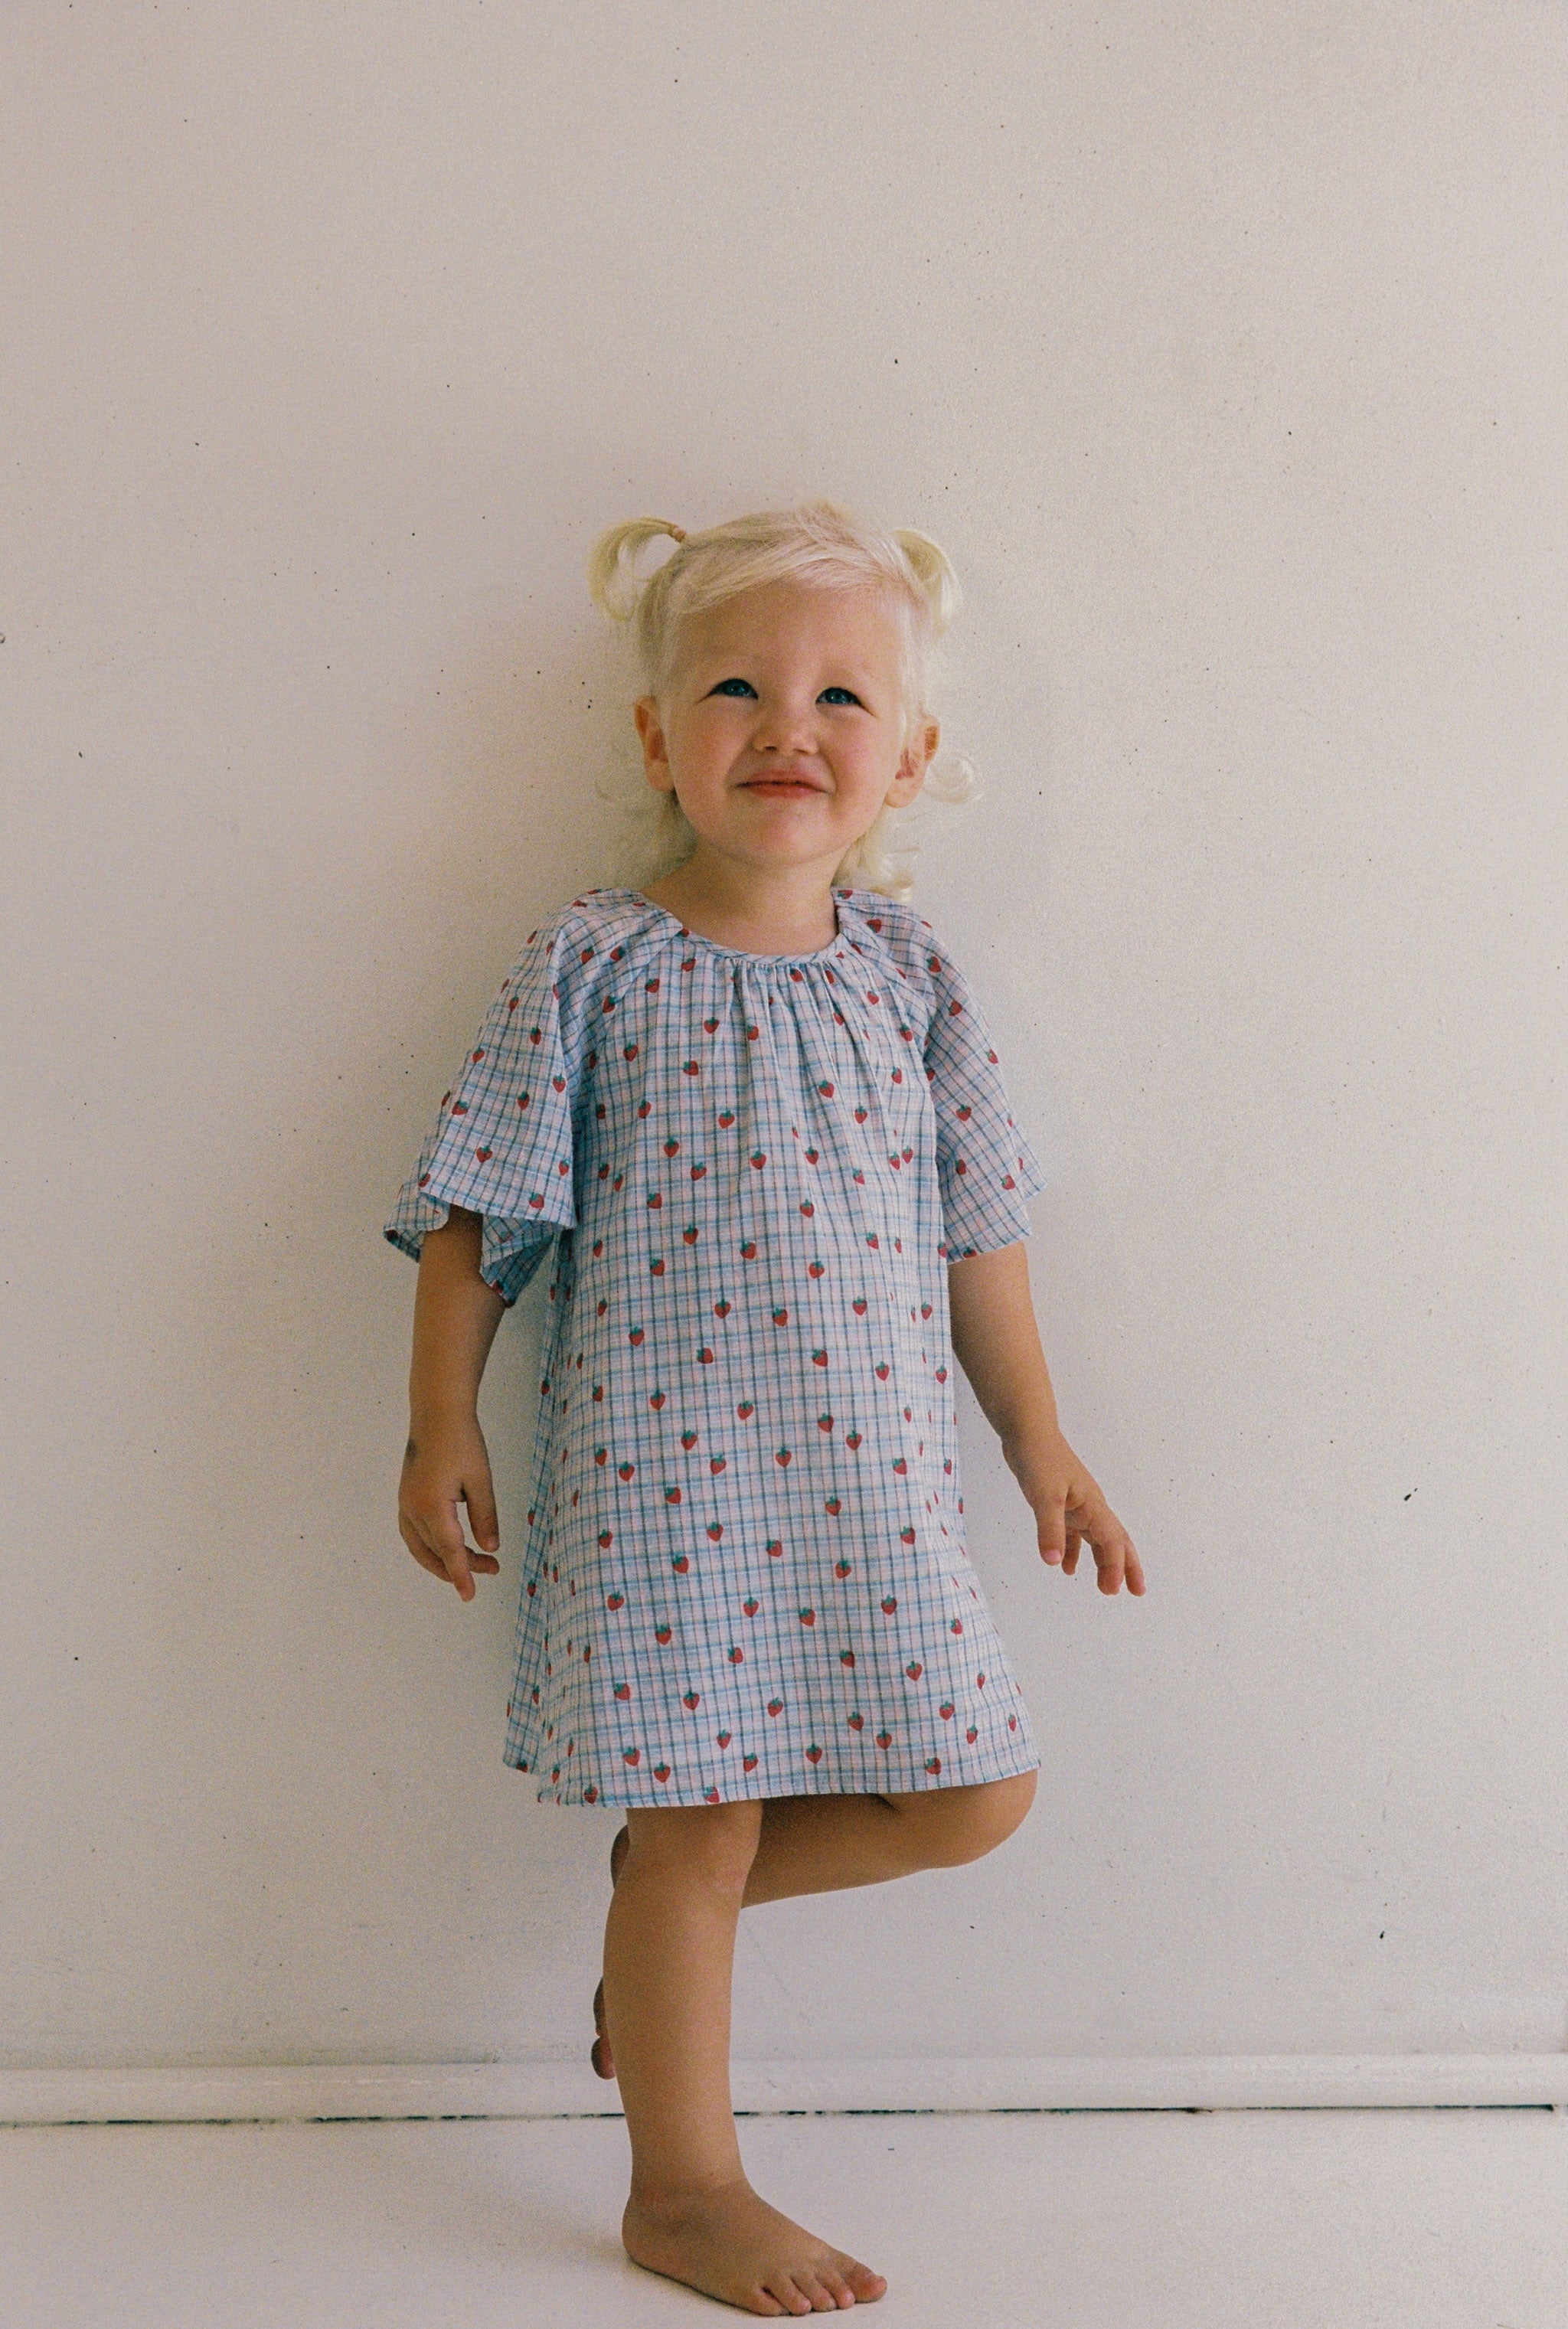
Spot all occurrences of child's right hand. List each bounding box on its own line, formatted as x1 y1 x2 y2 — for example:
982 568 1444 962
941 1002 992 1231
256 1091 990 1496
397 1416 502 1602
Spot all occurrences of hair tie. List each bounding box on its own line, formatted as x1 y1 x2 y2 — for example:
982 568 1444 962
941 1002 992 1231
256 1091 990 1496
667 524 687 543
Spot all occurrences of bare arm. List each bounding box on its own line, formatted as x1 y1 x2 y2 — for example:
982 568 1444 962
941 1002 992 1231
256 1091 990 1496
948 1241 1145 1596
398 1206 508 1600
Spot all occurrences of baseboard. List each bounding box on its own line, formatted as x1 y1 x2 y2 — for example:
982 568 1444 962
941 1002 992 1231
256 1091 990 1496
3 2054 1566 2126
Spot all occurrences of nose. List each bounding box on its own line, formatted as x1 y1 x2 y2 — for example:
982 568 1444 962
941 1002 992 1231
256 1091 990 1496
750 691 820 755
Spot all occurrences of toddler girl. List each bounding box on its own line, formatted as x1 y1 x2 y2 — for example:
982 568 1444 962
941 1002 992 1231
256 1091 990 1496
386 501 1144 2316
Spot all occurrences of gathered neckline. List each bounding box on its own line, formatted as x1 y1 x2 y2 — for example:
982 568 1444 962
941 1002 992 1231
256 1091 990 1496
605 886 856 965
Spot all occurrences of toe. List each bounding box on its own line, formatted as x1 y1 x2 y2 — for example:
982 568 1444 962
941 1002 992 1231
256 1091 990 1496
844 2262 887 2302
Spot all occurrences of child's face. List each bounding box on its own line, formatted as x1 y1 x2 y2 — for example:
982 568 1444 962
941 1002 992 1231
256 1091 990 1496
635 580 938 881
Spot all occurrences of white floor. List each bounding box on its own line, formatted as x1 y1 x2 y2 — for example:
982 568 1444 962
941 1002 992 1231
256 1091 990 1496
2 2109 1563 2327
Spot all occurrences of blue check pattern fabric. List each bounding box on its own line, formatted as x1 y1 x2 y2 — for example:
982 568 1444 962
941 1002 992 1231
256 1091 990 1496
385 887 1049 1807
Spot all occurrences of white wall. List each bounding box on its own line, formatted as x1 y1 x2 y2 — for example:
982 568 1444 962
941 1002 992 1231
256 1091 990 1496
4 1 1566 2074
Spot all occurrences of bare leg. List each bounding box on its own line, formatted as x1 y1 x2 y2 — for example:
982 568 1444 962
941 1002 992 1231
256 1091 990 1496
605 1802 888 2315
743 1772 1037 1906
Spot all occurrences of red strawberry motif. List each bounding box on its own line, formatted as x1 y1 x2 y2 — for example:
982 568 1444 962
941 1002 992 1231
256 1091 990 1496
880 1596 897 1615
655 1626 672 1645
629 1328 645 1346
799 1608 816 1627
876 1730 892 1749
584 1786 599 1803
737 1400 755 1419
650 1390 666 1409
825 1497 841 1516
706 1523 724 1541
774 1448 792 1468
743 1597 760 1617
852 1297 867 1316
766 1539 783 1559
848 1712 864 1730
664 1138 680 1157
697 1346 714 1364
614 1683 631 1700
900 1527 916 1545
925 1756 942 1775
671 1555 690 1574
939 1702 955 1720
976 1672 987 1688
950 1619 963 1635
704 1786 720 1803
834 1560 851 1579
624 1747 641 1766
599 1530 613 1548
772 1306 789 1327
654 1763 671 1782
713 1299 730 1318
905 1661 923 1681
475 1147 492 1162
874 1362 890 1380
717 1730 732 1747
618 1462 634 1481
892 1458 907 1476
606 1592 625 1611
710 1456 727 1474
805 1744 823 1764
1008 1716 1018 1731
729 1645 744 1663
812 1348 828 1369
743 1752 759 1771
681 1430 698 1450
817 1413 835 1434
682 1691 700 1710
965 1726 978 1743
665 1486 682 1504
767 1699 783 1717
839 1649 856 1668
740 1241 757 1259
718 1111 736 1127
750 1151 767 1168
808 1260 825 1278
594 1447 608 1467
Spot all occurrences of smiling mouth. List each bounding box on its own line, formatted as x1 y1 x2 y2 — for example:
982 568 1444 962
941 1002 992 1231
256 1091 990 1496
745 779 822 794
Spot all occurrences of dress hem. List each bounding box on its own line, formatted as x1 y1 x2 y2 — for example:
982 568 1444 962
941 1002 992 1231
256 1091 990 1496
505 1749 1042 1809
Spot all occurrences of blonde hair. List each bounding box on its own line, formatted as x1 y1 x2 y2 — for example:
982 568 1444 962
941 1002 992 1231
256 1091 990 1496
586 498 977 902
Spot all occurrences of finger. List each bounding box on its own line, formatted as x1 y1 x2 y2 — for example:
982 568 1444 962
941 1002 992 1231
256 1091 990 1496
398 1513 449 1583
1061 1527 1082 1576
1037 1500 1067 1566
420 1504 477 1599
1122 1536 1147 1596
464 1465 501 1555
1093 1527 1137 1595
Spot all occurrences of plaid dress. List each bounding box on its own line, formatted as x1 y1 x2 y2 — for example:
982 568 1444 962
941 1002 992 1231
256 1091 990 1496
385 886 1048 1807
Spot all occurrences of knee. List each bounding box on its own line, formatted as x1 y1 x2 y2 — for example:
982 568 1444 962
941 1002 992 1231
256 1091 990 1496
622 1801 763 1902
900 1770 1037 1869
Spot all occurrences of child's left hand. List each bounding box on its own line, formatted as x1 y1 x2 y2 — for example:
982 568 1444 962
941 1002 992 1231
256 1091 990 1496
1005 1427 1146 1596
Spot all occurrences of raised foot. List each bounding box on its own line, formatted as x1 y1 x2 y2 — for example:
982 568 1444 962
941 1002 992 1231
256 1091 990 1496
624 2180 887 2317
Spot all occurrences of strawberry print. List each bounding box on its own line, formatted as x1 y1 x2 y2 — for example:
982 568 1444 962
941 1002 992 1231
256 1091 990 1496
385 884 1047 1805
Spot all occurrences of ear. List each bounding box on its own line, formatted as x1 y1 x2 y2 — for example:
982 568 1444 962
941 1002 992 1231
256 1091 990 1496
895 716 940 792
635 696 674 791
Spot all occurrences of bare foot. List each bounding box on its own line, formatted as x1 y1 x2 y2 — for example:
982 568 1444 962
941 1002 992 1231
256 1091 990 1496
624 2178 887 2316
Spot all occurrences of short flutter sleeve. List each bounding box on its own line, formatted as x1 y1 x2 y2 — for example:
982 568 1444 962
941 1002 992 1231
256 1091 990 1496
384 918 583 1305
921 929 1050 1261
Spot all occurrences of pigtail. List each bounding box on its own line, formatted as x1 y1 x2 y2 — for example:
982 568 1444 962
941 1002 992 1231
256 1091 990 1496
587 518 688 624
893 528 960 638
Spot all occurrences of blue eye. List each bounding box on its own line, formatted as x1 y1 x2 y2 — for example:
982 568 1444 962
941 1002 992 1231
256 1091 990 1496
818 687 862 707
710 678 758 697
